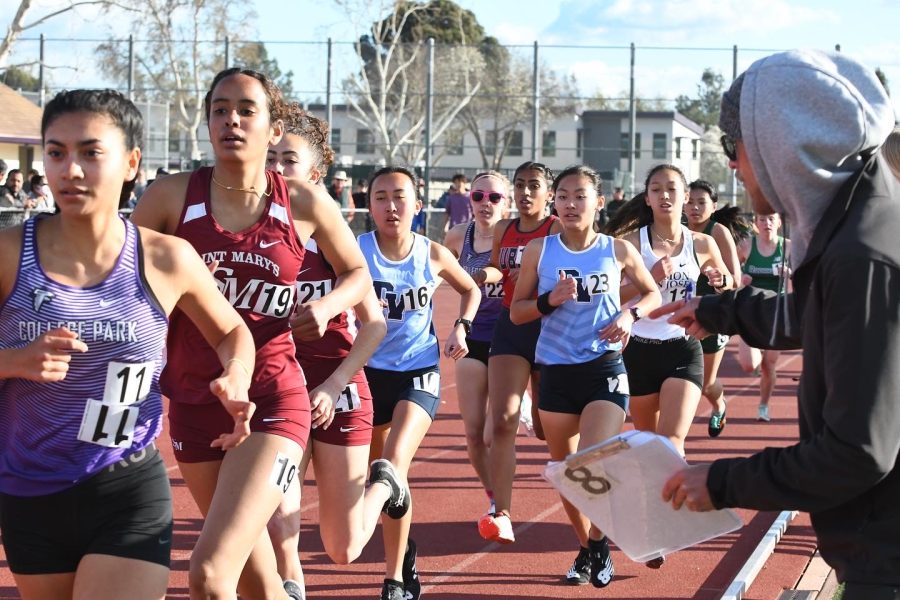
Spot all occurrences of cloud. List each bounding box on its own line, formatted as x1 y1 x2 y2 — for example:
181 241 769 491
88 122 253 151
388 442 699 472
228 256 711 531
492 22 543 46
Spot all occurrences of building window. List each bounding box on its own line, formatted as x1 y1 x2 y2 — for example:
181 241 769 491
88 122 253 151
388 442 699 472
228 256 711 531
484 130 497 157
356 129 375 154
331 128 341 154
620 132 641 159
542 130 557 157
675 137 682 159
508 130 524 156
692 139 698 159
652 133 667 159
576 128 583 158
445 131 464 155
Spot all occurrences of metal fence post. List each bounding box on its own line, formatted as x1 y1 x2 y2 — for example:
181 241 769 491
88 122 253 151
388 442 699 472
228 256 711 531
38 34 45 108
128 34 135 102
424 37 435 231
627 42 636 196
531 41 540 161
326 38 333 136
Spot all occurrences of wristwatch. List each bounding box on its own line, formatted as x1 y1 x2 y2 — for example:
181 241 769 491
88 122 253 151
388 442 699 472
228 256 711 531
629 307 643 322
454 318 473 335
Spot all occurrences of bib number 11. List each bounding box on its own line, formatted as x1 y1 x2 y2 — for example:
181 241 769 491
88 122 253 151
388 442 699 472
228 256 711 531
77 361 154 449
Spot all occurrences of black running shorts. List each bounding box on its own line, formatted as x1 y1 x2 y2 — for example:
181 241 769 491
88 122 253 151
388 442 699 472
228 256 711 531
539 352 629 414
366 365 441 426
623 335 704 397
0 445 173 574
462 336 491 366
488 307 541 368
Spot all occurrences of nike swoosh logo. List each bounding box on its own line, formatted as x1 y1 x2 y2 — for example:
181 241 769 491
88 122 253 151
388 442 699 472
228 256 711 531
297 268 312 277
679 263 686 267
260 240 282 248
340 426 358 433
99 298 114 308
262 418 287 423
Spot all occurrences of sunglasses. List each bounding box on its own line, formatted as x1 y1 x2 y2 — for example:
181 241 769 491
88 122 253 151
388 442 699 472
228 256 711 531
720 134 737 162
471 191 506 204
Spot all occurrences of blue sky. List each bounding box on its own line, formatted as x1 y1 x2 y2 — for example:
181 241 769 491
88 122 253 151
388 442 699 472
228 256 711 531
3 0 900 112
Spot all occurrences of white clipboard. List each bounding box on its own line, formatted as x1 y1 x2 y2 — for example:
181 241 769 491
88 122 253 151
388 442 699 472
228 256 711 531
543 430 742 563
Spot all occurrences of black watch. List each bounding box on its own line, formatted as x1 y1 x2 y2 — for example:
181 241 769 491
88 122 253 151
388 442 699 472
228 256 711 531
629 307 643 322
454 318 472 335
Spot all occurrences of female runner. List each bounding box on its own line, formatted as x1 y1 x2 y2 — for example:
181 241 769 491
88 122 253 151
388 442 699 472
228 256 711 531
131 69 388 599
360 166 480 600
684 180 744 437
0 89 255 600
266 105 395 598
473 161 561 543
443 170 510 513
607 164 732 462
511 165 660 587
737 212 791 422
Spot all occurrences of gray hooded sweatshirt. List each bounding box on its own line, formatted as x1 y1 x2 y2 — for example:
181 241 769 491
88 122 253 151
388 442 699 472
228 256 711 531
697 50 900 585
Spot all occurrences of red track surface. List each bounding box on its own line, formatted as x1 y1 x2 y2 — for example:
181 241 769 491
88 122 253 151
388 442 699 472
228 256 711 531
0 284 816 599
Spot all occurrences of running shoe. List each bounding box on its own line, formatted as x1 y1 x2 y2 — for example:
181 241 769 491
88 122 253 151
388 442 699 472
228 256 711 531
369 459 411 519
588 537 614 588
565 547 591 585
380 579 405 600
645 556 666 569
519 390 535 437
402 538 421 600
757 405 771 422
708 409 727 438
283 579 306 600
478 511 515 544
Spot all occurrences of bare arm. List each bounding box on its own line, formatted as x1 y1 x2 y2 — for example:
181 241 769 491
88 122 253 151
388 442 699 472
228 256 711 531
442 222 466 257
473 218 509 286
129 173 191 234
712 222 743 288
696 232 735 292
430 241 481 360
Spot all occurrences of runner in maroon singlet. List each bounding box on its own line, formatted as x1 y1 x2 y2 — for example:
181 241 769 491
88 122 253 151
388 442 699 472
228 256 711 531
130 70 399 600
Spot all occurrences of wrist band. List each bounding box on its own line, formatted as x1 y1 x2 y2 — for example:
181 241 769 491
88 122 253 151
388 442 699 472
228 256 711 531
225 358 252 378
714 273 729 290
536 291 558 315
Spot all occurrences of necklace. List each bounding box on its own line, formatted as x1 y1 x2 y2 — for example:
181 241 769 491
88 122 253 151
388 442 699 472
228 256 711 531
651 227 679 245
211 172 271 199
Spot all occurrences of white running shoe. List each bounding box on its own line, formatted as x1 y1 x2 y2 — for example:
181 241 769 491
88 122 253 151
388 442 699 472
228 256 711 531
519 390 535 437
757 405 771 422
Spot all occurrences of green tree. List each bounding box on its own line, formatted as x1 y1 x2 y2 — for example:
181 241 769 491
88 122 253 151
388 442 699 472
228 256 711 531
0 65 40 91
233 42 294 100
675 68 725 130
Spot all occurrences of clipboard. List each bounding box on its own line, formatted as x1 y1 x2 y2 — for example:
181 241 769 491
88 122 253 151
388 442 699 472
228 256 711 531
543 430 742 563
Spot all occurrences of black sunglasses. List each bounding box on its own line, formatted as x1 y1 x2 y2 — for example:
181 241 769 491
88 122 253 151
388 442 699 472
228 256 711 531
471 191 506 204
720 134 737 162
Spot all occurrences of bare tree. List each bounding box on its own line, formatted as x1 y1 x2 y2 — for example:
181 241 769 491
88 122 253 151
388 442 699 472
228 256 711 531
337 0 483 166
0 0 138 68
95 0 254 164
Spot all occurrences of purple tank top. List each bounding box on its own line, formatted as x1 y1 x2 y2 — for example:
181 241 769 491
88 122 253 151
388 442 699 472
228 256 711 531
459 223 503 341
0 216 168 496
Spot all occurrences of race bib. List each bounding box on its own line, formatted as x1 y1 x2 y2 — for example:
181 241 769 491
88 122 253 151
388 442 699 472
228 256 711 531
77 361 155 448
334 383 362 413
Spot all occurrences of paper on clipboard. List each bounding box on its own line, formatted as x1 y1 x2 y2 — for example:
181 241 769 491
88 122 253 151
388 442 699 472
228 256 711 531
543 430 742 563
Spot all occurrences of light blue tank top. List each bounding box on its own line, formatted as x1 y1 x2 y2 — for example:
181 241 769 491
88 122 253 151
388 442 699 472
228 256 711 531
0 216 168 496
359 232 439 371
535 233 622 365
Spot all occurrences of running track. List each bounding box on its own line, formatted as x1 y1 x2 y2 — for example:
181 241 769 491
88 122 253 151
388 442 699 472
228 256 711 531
0 284 816 599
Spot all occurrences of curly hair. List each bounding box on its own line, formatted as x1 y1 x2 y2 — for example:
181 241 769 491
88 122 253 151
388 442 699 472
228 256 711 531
282 102 335 177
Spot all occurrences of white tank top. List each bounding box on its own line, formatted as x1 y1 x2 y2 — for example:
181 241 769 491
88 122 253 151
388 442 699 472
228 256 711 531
632 225 701 340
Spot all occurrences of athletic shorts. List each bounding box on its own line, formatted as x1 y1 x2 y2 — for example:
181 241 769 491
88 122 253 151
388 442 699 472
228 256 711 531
489 307 541 368
0 444 172 574
169 388 311 462
623 335 704 396
539 352 629 414
700 333 730 354
365 365 441 427
462 336 491 366
301 357 374 446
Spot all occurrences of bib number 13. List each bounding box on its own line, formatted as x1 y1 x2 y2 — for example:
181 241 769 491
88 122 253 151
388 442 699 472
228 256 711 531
77 361 155 449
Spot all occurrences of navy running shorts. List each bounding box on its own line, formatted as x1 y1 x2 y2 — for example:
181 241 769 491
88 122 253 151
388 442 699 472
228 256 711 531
488 307 541 368
700 333 730 354
0 444 172 574
365 365 441 426
538 352 629 414
462 336 491 366
623 335 704 397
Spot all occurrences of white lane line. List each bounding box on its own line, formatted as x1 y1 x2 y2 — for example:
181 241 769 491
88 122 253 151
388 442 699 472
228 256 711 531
721 510 798 600
421 502 564 593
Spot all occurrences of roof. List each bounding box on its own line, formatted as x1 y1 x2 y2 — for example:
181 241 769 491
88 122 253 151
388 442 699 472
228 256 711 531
0 83 42 145
581 110 705 137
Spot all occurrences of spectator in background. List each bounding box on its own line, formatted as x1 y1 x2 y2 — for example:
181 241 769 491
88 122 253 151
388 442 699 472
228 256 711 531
411 177 426 235
444 173 472 232
1 169 29 208
352 179 372 232
27 173 53 211
328 169 355 223
605 186 626 220
0 159 7 186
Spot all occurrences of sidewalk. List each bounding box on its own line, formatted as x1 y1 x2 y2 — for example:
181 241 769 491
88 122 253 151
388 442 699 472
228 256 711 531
787 552 840 600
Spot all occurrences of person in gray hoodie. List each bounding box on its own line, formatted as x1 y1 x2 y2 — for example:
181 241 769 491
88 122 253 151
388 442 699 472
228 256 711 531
654 49 900 596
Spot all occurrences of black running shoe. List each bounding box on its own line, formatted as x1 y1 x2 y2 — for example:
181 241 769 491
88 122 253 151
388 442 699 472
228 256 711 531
565 547 591 585
381 579 405 600
588 537 614 588
708 409 727 438
402 538 421 600
645 556 666 569
370 458 411 519
283 579 305 600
